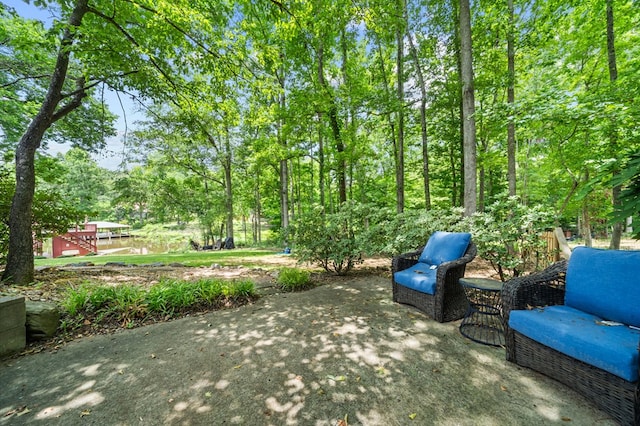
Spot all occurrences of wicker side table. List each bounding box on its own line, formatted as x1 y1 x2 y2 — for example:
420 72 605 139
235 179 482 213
459 277 505 346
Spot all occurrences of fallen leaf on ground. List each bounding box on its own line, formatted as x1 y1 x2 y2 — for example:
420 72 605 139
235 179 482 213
409 413 417 420
5 406 30 417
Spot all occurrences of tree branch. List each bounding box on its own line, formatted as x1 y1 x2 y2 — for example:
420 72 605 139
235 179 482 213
51 76 88 123
86 5 180 94
0 74 52 89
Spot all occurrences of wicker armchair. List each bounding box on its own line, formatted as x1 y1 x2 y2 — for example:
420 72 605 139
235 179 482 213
502 260 640 426
391 240 476 323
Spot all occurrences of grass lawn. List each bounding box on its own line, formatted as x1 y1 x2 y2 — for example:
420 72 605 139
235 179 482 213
35 248 284 269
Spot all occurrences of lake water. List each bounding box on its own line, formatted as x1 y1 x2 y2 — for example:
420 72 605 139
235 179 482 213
95 236 187 255
42 236 187 257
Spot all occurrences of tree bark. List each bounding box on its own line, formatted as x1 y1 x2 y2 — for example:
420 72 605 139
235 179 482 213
317 44 326 210
459 0 477 216
395 0 405 214
3 0 89 285
406 29 431 210
317 41 346 205
507 0 517 197
276 65 290 229
223 128 234 241
606 0 622 249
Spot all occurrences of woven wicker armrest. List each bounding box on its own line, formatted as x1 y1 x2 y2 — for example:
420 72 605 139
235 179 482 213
391 248 424 273
501 260 567 324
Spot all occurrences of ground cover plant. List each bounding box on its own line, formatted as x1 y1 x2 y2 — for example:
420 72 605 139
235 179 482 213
276 267 312 291
61 278 256 332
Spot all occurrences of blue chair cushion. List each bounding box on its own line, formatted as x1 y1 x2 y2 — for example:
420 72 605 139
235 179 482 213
565 246 640 328
393 263 438 295
509 305 640 382
418 231 471 266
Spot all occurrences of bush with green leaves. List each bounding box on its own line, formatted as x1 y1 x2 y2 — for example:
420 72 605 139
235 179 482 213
291 202 468 274
463 194 557 280
365 207 467 256
277 267 312 291
291 203 366 275
290 198 556 279
610 151 640 239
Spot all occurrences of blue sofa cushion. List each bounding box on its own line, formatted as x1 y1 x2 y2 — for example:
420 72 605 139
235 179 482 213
393 263 438 295
418 231 471 266
509 305 640 382
565 246 640 328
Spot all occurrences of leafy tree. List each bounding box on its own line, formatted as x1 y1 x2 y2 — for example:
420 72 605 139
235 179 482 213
0 165 83 265
2 0 240 284
55 148 109 218
459 0 478 215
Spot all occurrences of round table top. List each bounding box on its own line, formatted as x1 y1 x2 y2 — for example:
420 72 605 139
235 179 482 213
459 277 504 291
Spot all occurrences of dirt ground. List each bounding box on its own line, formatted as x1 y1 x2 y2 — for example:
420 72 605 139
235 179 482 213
0 255 498 358
0 261 616 425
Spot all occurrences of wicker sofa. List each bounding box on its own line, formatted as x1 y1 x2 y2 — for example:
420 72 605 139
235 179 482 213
391 231 476 323
502 246 640 426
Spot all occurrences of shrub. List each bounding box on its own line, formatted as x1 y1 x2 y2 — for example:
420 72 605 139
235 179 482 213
365 207 467 256
291 203 365 275
277 267 312 291
463 194 556 280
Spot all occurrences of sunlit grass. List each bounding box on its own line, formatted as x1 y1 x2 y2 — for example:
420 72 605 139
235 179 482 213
35 248 282 268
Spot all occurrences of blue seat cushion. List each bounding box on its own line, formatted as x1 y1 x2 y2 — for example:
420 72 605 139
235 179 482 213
565 246 640 328
394 263 438 295
418 231 471 265
509 305 640 382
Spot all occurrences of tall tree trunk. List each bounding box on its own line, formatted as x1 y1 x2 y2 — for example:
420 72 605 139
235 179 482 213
317 42 346 204
341 28 356 202
395 0 405 214
276 67 290 229
406 30 431 210
459 0 478 216
375 43 398 192
254 171 262 244
316 43 326 209
3 0 89 285
223 128 234 241
318 113 325 209
507 0 517 197
327 106 347 204
606 0 622 249
279 156 289 229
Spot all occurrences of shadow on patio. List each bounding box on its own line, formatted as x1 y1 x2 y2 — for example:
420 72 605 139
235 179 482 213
0 275 616 425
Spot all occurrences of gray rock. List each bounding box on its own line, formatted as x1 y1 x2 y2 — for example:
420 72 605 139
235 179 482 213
25 301 60 340
0 296 26 356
